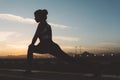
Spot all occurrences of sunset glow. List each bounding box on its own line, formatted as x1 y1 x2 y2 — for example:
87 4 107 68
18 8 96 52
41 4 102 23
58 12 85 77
0 0 120 56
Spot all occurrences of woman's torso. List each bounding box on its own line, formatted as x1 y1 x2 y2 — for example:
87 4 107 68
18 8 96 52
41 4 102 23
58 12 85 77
38 22 52 43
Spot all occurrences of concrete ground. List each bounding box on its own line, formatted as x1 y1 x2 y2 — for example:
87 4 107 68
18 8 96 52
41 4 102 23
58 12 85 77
0 69 120 80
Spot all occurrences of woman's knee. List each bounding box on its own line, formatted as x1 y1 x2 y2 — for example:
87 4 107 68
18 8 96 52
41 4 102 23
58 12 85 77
28 45 35 53
29 44 35 49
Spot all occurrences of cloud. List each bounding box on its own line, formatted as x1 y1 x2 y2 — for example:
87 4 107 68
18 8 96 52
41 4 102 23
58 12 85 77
98 42 119 47
0 31 15 41
0 14 35 24
49 23 68 28
53 36 79 42
0 13 69 28
0 31 26 43
7 44 27 49
0 31 28 55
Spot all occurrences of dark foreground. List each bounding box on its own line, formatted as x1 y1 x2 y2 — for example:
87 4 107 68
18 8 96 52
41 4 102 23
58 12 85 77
1 68 120 80
0 57 120 80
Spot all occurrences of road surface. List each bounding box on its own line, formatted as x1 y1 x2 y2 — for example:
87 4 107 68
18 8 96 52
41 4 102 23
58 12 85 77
0 69 120 80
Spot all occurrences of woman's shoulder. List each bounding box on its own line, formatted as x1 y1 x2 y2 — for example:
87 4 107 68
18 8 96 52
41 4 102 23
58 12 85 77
47 23 51 28
47 23 51 27
38 22 51 30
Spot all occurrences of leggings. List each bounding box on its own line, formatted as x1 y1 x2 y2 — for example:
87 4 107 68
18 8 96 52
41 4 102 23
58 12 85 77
27 42 75 65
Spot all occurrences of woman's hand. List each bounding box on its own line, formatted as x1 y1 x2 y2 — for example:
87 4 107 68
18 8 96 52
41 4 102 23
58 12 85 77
29 44 34 48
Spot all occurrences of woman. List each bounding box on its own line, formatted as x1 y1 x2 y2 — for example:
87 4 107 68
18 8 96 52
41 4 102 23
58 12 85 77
27 9 75 67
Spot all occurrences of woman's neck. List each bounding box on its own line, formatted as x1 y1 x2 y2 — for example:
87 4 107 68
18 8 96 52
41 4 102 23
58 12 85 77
40 20 47 24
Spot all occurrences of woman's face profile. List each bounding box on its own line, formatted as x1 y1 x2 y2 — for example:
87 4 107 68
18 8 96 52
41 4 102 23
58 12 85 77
34 14 41 23
34 9 48 23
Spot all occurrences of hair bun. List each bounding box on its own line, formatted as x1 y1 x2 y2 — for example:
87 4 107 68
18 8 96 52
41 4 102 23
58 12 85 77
34 9 48 16
42 9 48 15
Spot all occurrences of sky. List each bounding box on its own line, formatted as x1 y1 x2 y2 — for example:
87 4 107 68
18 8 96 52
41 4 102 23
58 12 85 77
0 0 120 56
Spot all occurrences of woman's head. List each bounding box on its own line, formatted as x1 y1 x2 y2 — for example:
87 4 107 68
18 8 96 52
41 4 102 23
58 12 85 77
34 9 48 23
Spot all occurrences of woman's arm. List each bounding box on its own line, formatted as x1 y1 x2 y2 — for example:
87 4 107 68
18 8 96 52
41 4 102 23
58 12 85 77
31 34 37 45
31 26 39 45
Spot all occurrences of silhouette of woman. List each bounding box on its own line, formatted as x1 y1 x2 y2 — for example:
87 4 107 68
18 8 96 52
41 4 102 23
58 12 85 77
27 9 75 68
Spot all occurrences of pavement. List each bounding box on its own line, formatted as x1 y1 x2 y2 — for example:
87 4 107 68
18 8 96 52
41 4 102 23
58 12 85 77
0 68 120 80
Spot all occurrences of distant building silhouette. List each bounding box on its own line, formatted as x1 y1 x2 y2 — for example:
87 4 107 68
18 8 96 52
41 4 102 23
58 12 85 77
81 51 94 57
